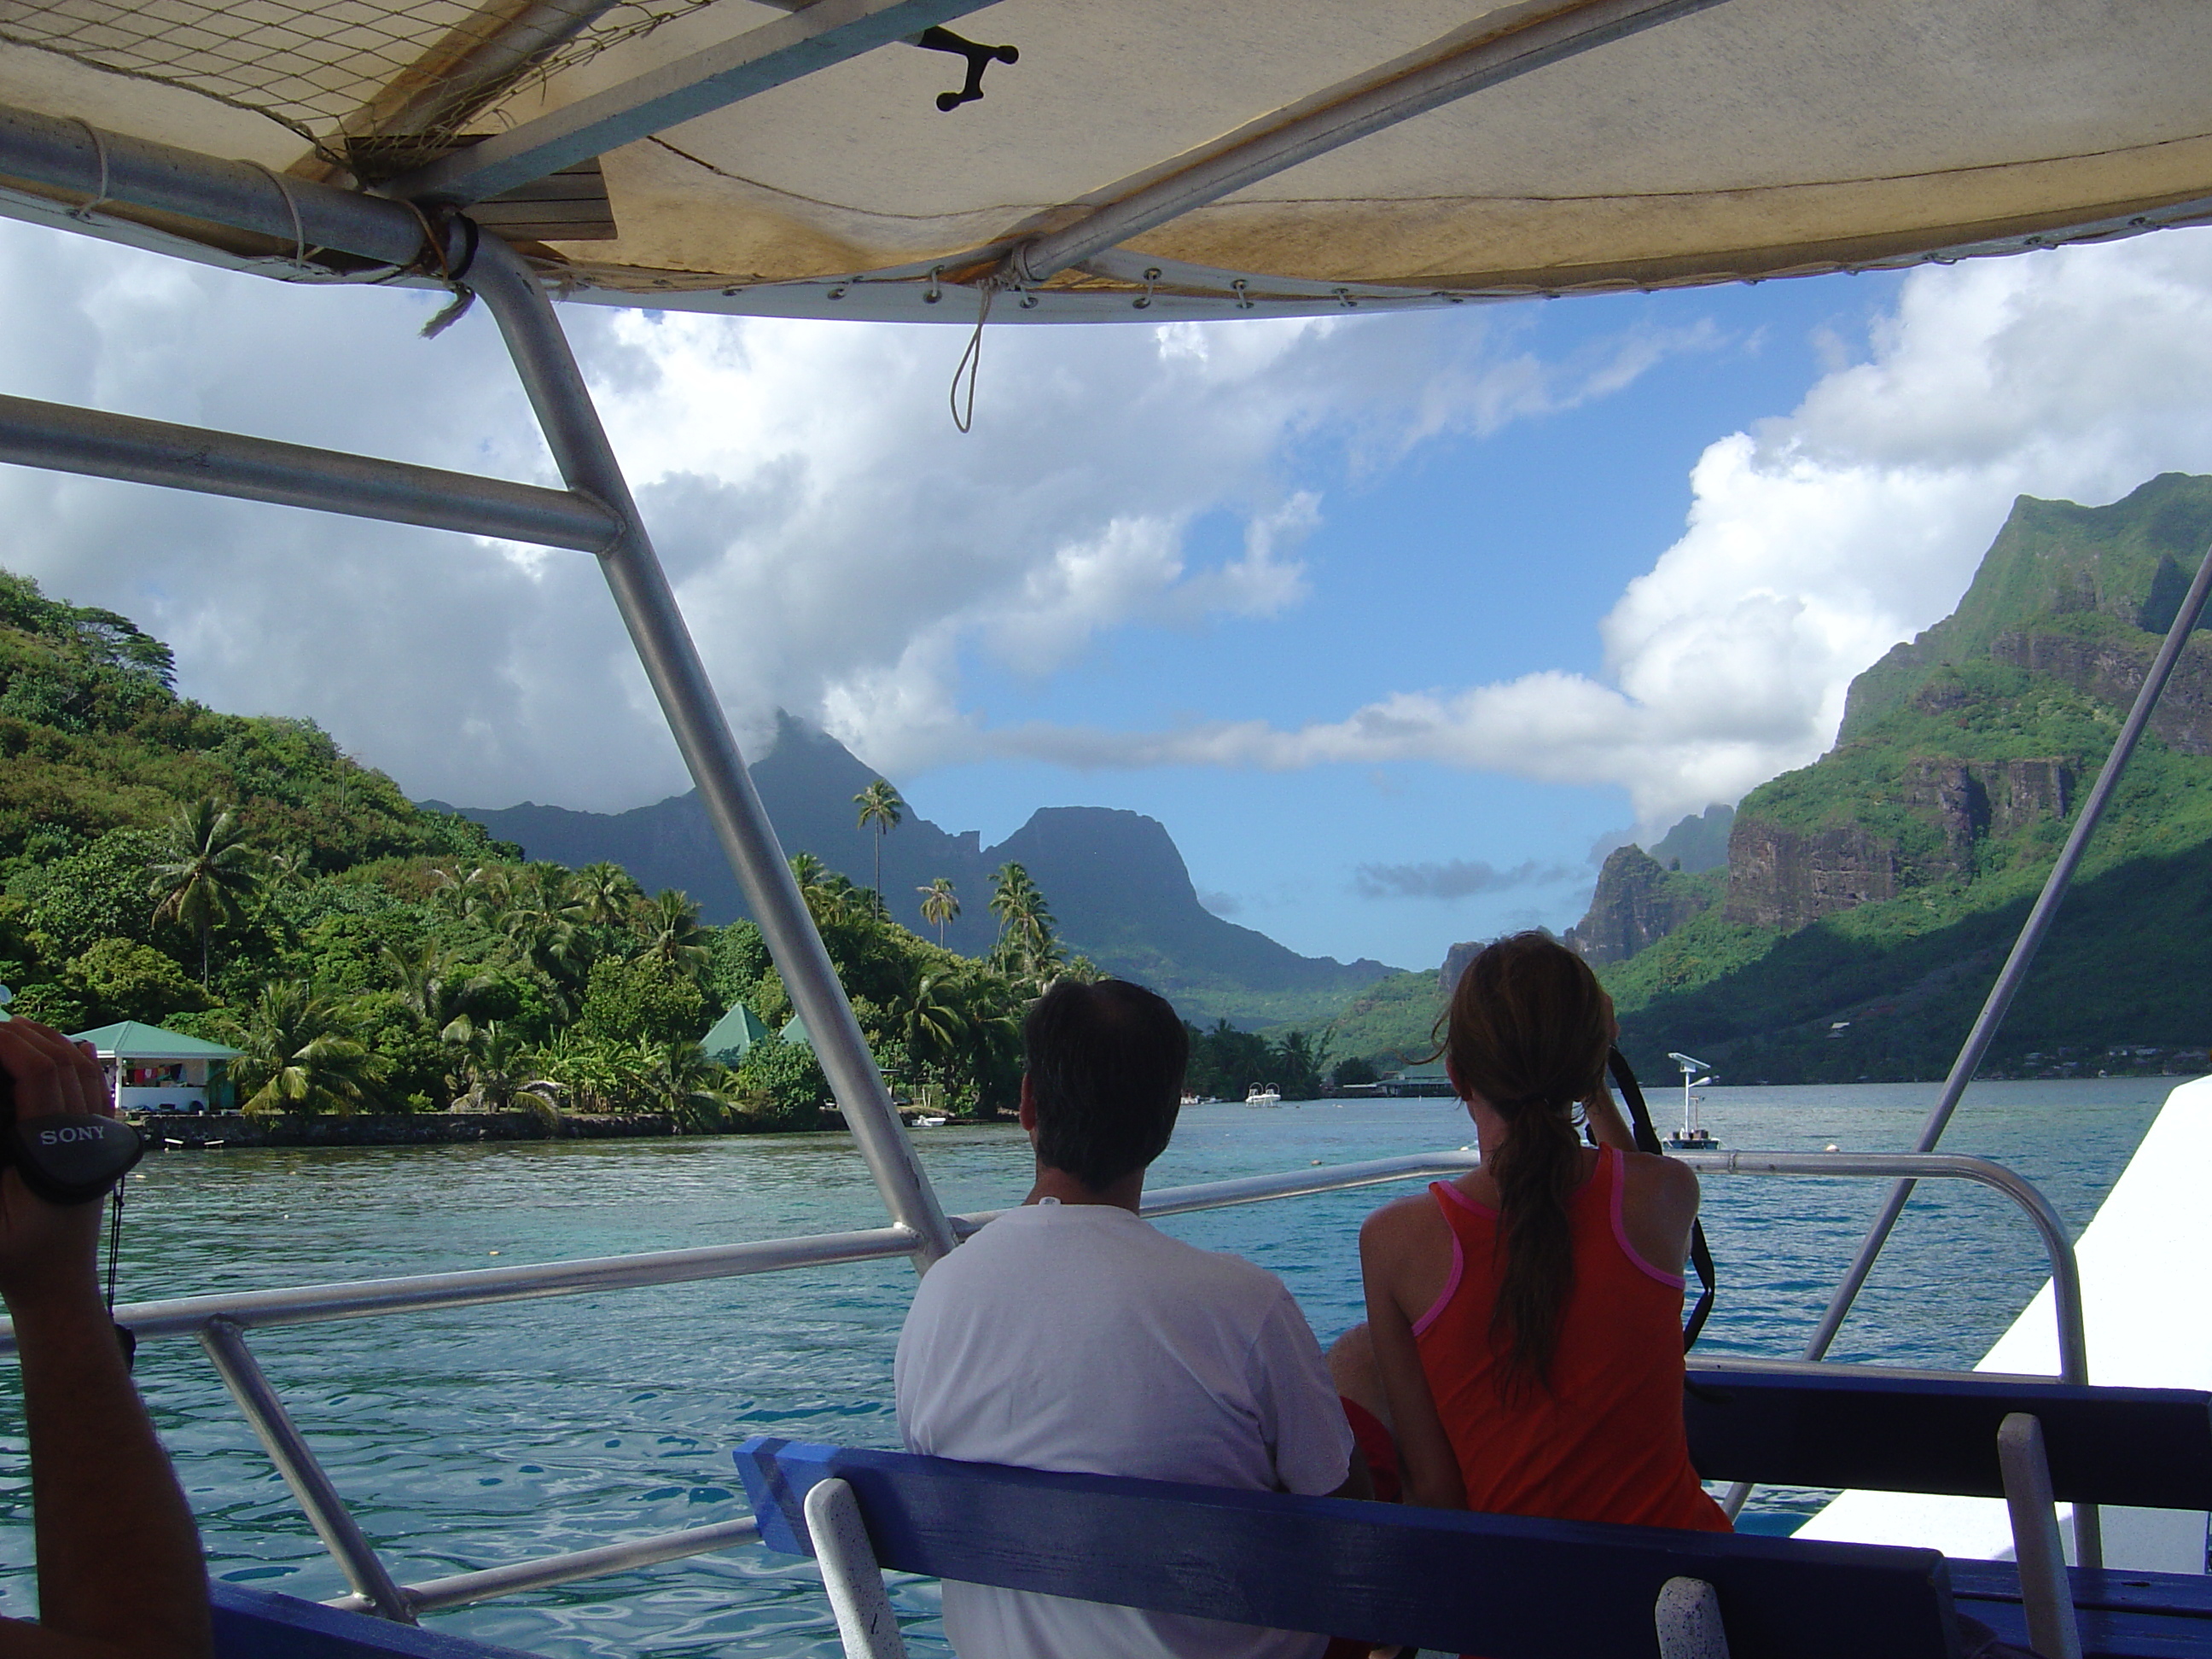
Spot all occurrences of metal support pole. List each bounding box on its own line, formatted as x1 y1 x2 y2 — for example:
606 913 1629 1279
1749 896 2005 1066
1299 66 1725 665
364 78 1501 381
1677 1150 2088 1386
0 391 621 550
1803 537 2212 1362
325 1516 761 1615
0 103 430 268
805 1476 909 1659
199 1318 414 1622
1999 1414 2085 1659
463 234 957 1266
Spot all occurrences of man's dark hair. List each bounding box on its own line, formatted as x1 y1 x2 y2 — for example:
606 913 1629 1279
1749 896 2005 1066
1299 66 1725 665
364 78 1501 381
1023 979 1189 1192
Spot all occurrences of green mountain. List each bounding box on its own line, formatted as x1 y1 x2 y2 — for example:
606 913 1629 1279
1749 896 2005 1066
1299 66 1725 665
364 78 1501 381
0 571 500 881
435 717 1398 1027
1606 472 2212 1083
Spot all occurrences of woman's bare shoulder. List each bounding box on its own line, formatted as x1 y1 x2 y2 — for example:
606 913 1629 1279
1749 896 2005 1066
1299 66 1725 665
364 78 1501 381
1621 1148 1701 1202
1617 1150 1700 1274
1360 1185 1451 1254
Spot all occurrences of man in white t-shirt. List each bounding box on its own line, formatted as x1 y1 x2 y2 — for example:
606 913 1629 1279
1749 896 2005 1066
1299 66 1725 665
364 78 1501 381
895 979 1359 1659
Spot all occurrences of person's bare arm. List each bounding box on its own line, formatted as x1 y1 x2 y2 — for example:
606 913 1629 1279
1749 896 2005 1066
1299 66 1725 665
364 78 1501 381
0 1021 209 1659
1583 1085 1638 1153
1358 1198 1464 1511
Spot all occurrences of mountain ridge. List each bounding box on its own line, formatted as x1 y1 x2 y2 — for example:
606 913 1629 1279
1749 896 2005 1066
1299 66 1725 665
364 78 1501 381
1602 472 2212 1082
428 714 1397 1027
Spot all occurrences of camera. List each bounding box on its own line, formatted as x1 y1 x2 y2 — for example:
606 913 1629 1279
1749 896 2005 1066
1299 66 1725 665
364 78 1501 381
0 994 143 1204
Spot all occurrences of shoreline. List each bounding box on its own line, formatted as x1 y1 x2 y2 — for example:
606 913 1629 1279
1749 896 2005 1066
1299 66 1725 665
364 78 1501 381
126 1110 686 1148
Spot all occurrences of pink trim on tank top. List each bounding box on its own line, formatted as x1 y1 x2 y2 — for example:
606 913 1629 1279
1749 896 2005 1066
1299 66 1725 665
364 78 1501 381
1607 1147 1685 1287
1412 1182 1468 1337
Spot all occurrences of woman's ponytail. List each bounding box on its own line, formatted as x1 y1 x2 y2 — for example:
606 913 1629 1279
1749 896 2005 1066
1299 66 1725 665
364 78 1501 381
1443 933 1610 1395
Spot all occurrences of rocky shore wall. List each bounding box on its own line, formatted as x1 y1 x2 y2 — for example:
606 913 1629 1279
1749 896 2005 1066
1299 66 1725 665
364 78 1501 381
127 1112 680 1148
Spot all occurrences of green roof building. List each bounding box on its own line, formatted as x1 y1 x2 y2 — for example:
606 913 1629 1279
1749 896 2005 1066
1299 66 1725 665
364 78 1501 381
71 1022 242 1114
701 1003 771 1064
781 1013 812 1050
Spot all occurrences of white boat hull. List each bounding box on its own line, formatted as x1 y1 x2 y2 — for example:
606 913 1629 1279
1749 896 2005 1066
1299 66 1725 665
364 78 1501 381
1796 1073 2212 1570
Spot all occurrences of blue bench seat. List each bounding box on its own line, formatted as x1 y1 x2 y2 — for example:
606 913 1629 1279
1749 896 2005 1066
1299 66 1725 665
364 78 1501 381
737 1366 2212 1659
737 1437 1964 1658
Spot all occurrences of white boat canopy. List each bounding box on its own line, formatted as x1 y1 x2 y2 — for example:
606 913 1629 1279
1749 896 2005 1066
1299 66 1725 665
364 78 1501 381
0 0 2208 319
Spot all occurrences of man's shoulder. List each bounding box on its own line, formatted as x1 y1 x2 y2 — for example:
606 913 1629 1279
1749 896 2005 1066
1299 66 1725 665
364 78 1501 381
914 1207 1295 1312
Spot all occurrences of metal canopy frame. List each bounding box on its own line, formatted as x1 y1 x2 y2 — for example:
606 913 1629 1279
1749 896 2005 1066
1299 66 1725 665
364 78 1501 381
0 0 1797 1287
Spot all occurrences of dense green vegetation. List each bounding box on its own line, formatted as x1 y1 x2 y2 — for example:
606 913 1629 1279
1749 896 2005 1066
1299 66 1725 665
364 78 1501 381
1308 969 1445 1070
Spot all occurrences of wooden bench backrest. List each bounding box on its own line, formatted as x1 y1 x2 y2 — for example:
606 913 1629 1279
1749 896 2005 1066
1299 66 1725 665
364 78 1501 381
1685 1369 2212 1508
736 1437 1961 1659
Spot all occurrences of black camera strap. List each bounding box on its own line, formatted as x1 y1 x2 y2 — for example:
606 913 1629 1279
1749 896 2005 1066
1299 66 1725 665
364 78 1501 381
107 1183 134 1371
1607 1047 1715 1349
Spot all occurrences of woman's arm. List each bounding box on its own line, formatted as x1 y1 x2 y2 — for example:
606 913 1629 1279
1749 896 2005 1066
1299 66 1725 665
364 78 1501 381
1358 1202 1465 1511
1583 1084 1638 1153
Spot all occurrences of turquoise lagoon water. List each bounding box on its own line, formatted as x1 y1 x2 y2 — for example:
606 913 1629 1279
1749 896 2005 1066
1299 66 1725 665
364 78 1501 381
0 1078 2181 1655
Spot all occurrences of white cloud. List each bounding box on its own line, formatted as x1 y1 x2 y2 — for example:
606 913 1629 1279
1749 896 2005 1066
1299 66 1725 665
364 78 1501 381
30 213 2208 834
0 216 1703 808
990 229 2212 829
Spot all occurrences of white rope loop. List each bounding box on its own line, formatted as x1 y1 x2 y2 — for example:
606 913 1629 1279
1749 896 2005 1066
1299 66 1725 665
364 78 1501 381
948 278 998 434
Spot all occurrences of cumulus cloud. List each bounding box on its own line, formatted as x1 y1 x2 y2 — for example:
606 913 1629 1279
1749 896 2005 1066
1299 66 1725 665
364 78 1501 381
1353 859 1578 900
993 229 2212 827
18 212 2211 830
0 218 1705 809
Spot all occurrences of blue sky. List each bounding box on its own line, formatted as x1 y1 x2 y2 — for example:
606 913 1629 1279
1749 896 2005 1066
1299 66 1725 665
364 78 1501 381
901 274 1910 969
10 218 2212 973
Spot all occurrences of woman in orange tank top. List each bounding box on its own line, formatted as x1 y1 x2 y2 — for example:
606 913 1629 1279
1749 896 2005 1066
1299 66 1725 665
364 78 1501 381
1352 932 1726 1533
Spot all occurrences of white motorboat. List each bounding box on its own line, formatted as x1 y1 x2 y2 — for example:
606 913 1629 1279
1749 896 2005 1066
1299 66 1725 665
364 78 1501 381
1246 1083 1283 1107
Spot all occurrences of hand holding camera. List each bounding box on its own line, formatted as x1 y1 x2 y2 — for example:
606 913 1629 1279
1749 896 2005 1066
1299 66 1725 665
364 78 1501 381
0 1017 139 1312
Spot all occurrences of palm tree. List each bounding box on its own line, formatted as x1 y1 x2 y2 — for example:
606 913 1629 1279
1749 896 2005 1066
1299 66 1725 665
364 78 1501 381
445 1020 555 1119
853 778 905 917
570 860 643 928
894 969 968 1070
226 981 382 1115
632 1039 737 1130
503 864 591 1011
789 853 856 928
264 846 314 890
633 888 711 981
988 862 1056 981
917 876 960 946
381 942 491 1043
147 797 261 984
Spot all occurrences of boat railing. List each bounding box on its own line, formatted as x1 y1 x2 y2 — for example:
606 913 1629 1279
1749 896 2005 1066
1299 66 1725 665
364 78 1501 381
0 1148 2083 1625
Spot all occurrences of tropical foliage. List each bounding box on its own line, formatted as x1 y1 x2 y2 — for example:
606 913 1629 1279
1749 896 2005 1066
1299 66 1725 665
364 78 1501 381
0 566 1350 1123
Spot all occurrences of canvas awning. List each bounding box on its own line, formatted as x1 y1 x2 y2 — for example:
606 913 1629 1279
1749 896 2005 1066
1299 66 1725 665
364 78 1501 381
0 0 2205 320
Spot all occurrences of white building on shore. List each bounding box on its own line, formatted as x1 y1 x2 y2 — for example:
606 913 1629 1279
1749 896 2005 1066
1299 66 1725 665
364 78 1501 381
71 1022 242 1114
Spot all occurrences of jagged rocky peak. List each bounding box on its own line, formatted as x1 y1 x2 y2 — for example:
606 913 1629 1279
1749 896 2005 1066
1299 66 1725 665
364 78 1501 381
1840 471 2212 742
1567 844 1721 964
1548 805 1733 967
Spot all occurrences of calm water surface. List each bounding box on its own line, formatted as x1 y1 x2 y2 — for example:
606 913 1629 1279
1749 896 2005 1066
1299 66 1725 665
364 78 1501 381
0 1078 2180 1654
